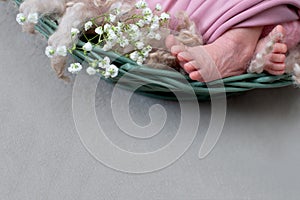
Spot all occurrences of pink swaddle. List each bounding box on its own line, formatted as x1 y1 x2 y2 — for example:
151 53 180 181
146 0 300 44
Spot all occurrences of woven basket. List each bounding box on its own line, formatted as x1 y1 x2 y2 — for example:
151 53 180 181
13 0 294 101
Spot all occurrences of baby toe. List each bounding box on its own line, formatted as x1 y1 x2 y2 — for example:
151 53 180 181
183 61 198 73
265 62 286 71
265 63 286 75
189 71 203 82
267 69 285 75
270 25 285 42
177 51 194 62
272 43 287 54
268 53 286 63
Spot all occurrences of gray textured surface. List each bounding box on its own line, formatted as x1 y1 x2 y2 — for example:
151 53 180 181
1 2 300 199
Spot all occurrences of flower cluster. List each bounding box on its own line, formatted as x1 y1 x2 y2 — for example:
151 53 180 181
16 0 170 80
16 12 39 25
98 57 119 78
67 0 170 78
68 63 82 74
68 56 119 79
45 45 68 58
87 0 171 65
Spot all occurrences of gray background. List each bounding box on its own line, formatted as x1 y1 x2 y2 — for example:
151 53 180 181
1 1 300 199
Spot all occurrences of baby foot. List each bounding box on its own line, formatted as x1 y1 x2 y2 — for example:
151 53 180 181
250 25 287 75
166 27 262 82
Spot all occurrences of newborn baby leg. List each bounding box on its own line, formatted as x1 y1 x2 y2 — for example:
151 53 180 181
166 27 263 82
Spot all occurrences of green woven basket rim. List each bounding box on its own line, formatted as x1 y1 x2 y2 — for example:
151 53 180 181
13 0 294 101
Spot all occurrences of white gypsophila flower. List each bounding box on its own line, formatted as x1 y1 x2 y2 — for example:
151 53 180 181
103 71 110 78
107 30 118 41
143 15 153 24
160 12 170 20
155 4 162 11
109 14 116 23
98 56 111 69
83 42 93 51
129 24 139 32
104 24 112 32
150 23 160 31
118 37 129 47
141 47 151 57
71 28 80 38
129 51 139 61
27 13 39 24
56 46 68 57
141 50 149 57
107 29 114 35
86 67 97 75
117 22 124 29
145 45 152 52
106 64 119 78
142 8 153 16
154 33 161 40
16 13 26 25
135 0 147 9
136 19 145 27
112 24 122 34
135 41 144 50
84 21 93 31
45 46 55 58
68 63 82 74
137 56 145 65
152 15 160 24
95 27 103 35
129 31 141 41
140 45 152 58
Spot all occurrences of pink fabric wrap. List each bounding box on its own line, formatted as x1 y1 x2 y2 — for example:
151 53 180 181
146 0 300 44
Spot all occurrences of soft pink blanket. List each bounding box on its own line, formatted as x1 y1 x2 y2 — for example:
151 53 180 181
147 0 300 44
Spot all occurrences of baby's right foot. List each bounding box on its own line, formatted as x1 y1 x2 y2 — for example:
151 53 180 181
251 25 287 75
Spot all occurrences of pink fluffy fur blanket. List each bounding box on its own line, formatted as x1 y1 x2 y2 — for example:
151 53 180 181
147 0 300 44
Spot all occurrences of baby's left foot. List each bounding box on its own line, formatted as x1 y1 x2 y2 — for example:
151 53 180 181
166 27 263 82
250 25 287 75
